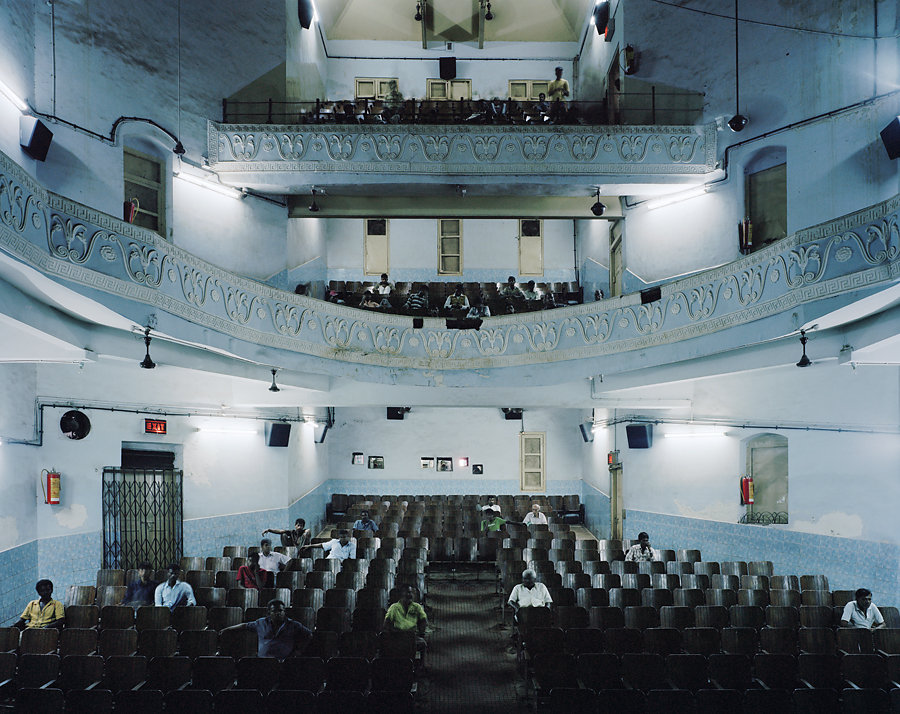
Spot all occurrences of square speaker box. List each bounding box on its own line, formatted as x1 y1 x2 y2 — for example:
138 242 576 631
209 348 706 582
579 422 594 443
265 422 291 447
386 407 406 421
20 115 53 162
439 57 456 80
625 423 653 448
881 117 900 160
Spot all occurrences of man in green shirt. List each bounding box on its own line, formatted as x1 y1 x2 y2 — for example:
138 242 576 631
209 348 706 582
384 585 428 667
480 506 506 533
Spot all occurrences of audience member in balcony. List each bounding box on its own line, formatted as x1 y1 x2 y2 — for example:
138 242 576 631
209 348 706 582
221 599 312 659
15 579 65 629
548 66 570 122
154 564 197 610
477 496 501 514
508 569 553 622
258 538 291 575
480 506 506 533
235 552 267 590
522 503 548 525
840 588 885 629
353 510 379 534
376 273 393 296
624 532 659 562
304 529 357 561
525 93 550 123
444 284 470 313
522 280 540 302
500 276 525 299
360 289 382 309
263 518 311 549
466 293 491 318
293 283 307 296
121 562 158 607
404 286 430 314
384 585 429 666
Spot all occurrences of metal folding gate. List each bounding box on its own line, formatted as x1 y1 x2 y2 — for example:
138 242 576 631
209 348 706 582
102 467 183 571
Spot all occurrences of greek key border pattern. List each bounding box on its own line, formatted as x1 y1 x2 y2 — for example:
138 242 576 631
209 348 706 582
1 149 898 372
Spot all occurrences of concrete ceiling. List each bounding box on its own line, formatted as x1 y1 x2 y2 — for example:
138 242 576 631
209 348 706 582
316 0 595 44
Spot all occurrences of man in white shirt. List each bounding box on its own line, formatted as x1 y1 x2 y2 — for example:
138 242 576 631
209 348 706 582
258 538 291 573
507 569 553 621
624 532 659 562
154 564 197 611
522 503 547 525
316 530 357 561
840 588 885 629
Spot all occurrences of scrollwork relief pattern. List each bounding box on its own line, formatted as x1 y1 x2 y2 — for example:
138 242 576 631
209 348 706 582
0 148 898 375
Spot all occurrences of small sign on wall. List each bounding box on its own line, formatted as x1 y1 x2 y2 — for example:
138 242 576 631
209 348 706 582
368 456 384 469
437 457 453 472
420 457 435 469
352 452 364 465
144 418 167 435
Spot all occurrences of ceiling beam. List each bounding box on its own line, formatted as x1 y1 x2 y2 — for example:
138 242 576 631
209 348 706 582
421 0 428 48
478 0 485 49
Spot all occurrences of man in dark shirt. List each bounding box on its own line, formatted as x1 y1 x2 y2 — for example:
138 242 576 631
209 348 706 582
222 600 311 658
121 562 158 607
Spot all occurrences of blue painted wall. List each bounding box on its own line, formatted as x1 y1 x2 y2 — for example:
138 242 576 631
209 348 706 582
0 541 38 626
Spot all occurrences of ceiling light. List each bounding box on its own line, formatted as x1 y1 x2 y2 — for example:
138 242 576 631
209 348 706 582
590 188 606 216
414 2 422 21
140 327 156 369
269 368 281 392
728 0 748 132
728 114 749 132
663 432 726 439
309 188 320 213
175 170 245 199
796 329 811 367
482 1 493 20
0 78 29 112
644 185 708 211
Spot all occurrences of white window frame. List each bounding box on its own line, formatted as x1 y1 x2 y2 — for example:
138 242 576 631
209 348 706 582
520 431 546 492
364 218 390 276
508 80 551 101
426 78 472 100
438 218 462 275
124 147 166 238
355 77 399 100
518 218 544 277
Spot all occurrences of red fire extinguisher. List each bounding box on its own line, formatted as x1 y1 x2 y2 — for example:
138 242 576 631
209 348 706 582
42 469 61 505
740 476 754 505
124 197 139 224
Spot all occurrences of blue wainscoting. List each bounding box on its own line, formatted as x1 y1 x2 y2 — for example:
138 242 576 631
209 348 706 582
625 509 900 605
37 530 101 603
0 540 38 626
583 482 611 540
183 507 289 559
289 481 332 538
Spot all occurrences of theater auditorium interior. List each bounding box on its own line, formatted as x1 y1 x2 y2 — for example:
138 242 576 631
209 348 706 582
0 0 898 711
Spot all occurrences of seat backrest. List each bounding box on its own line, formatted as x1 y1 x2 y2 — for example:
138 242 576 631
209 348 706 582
19 628 59 655
135 606 171 631
59 628 98 657
65 604 100 629
98 628 137 658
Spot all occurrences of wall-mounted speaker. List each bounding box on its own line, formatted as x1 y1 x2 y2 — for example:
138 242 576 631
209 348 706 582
439 57 457 80
387 407 407 421
265 422 292 447
20 115 53 161
297 0 315 29
640 286 662 304
60 410 91 440
579 422 594 443
881 117 900 160
502 408 523 421
625 423 652 449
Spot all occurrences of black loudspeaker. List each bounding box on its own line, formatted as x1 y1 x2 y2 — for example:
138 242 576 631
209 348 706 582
625 424 653 449
439 57 457 80
412 318 424 329
387 408 406 421
265 422 292 447
579 422 594 443
20 116 53 161
640 286 662 304
881 117 900 160
503 408 523 421
297 0 315 29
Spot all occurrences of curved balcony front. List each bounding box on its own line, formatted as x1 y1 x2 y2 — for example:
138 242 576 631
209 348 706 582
1 149 897 387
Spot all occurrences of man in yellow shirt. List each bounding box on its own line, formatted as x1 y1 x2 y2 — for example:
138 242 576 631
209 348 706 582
547 66 570 122
16 579 65 629
384 585 428 666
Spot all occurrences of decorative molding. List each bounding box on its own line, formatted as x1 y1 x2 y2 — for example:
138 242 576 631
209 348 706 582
207 121 718 176
0 149 897 376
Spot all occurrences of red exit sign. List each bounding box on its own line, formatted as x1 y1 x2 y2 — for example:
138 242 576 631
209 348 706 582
145 418 167 434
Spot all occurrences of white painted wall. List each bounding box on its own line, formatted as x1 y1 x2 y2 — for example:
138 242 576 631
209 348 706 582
0 365 39 551
286 0 327 102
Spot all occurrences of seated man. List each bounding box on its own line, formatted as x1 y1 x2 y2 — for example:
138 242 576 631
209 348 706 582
258 538 291 580
443 284 470 313
508 569 553 623
521 280 540 301
122 562 158 607
480 506 506 534
221 599 312 658
352 510 379 534
384 585 428 665
376 273 393 296
840 588 885 629
624 532 659 562
522 503 547 525
15 579 65 630
477 496 501 515
499 276 525 299
360 289 382 309
304 529 357 561
525 93 550 123
403 286 430 314
263 518 311 549
235 552 267 590
466 294 491 319
154 564 197 611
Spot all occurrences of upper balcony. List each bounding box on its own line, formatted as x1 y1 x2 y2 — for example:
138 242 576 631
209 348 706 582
208 93 716 195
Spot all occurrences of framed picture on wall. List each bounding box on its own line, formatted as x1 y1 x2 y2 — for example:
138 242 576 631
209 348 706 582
420 457 435 469
368 456 385 469
472 464 484 475
352 452 364 465
436 457 453 472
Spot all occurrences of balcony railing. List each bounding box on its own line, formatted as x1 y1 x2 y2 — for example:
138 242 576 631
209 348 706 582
221 90 704 127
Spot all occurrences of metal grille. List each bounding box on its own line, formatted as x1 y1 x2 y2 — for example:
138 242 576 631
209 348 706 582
739 511 789 525
102 468 183 570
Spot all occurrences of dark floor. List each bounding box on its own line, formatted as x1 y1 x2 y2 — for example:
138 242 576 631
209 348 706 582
419 578 528 713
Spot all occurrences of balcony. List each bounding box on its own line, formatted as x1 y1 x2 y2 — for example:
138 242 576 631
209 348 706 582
208 94 716 193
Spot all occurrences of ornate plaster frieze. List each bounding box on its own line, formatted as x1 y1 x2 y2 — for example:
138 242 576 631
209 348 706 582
0 149 897 375
207 121 718 176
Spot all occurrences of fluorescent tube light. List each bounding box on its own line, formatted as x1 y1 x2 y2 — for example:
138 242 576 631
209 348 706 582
175 170 245 199
0 79 28 112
